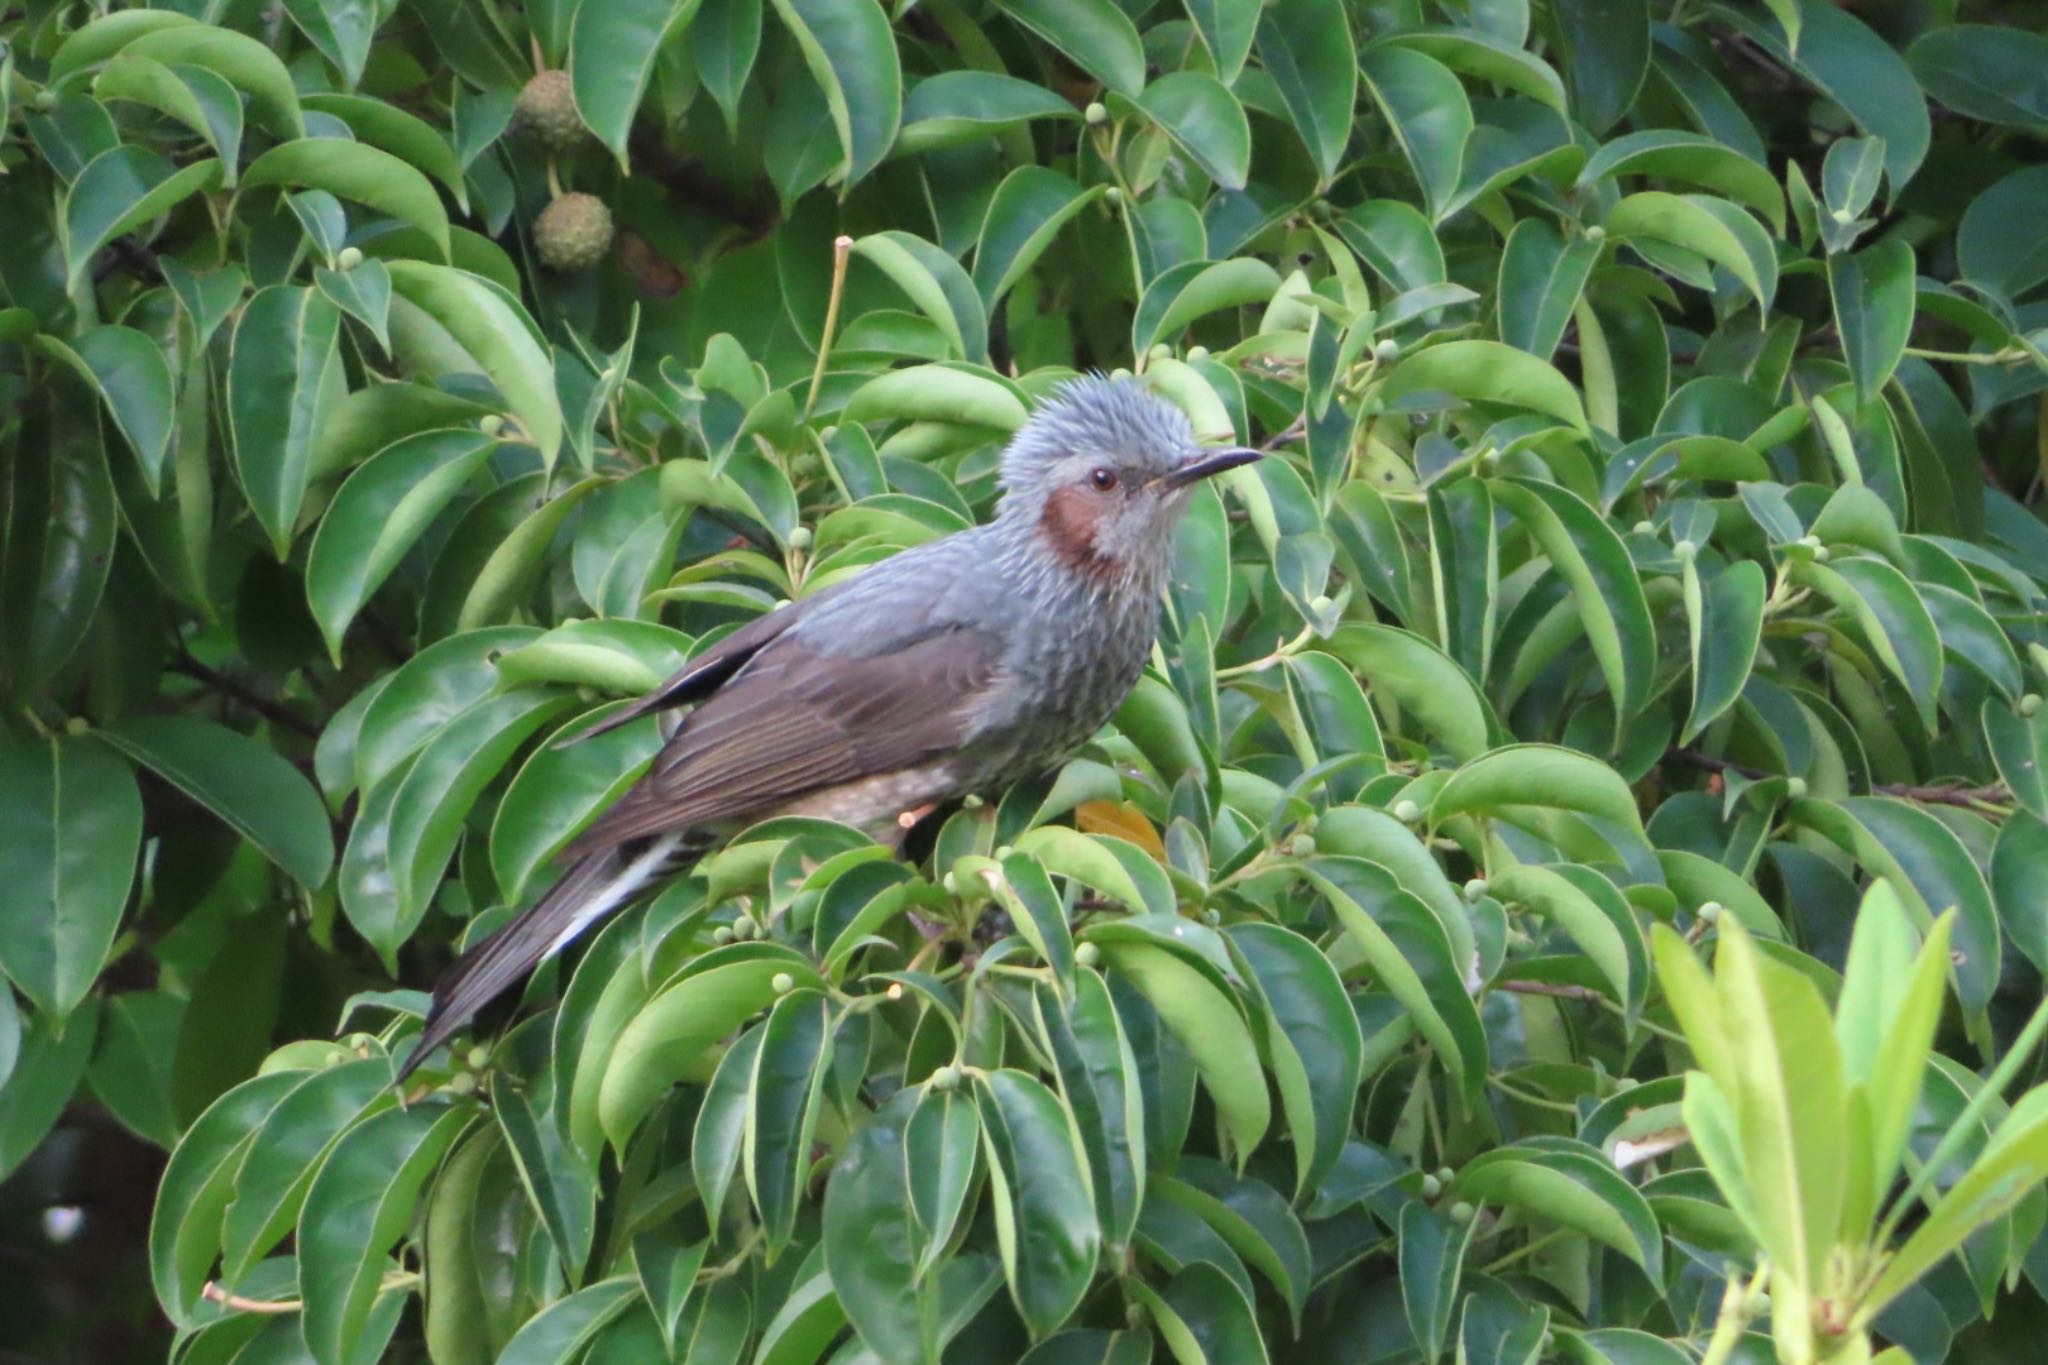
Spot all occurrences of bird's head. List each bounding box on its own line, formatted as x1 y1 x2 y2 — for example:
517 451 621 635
995 374 1262 585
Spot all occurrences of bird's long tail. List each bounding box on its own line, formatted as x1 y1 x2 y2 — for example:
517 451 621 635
395 832 686 1085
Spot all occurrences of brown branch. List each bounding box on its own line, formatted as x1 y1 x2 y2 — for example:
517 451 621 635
169 654 321 739
1663 747 2010 809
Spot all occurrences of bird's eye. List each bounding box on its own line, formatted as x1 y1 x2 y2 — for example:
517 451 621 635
1089 467 1119 492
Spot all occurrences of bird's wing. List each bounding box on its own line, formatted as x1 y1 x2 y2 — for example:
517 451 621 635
560 624 1008 856
555 602 807 745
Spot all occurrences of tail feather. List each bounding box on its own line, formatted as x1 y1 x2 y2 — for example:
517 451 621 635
395 833 686 1084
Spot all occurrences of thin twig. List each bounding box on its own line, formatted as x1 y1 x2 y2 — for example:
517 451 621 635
804 236 854 422
170 654 320 739
1664 747 2010 809
1497 979 1604 1002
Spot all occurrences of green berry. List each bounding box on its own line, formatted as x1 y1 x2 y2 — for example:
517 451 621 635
1674 539 1698 563
1203 907 1221 925
1420 1174 1442 1200
534 192 615 272
1435 1167 1454 1184
786 526 813 551
465 1045 491 1070
1698 901 1723 923
994 845 1013 860
513 69 586 153
479 414 505 437
1449 1201 1475 1224
31 88 57 112
1187 345 1209 361
336 246 363 271
963 792 984 808
1373 338 1400 363
1813 545 1830 562
2019 693 2041 717
1309 594 1335 616
1463 877 1488 903
712 926 734 945
1077 942 1102 968
1149 343 1172 361
1632 520 1655 536
942 871 959 895
1103 187 1123 207
1393 799 1421 824
1585 224 1606 243
1288 833 1317 858
1084 101 1108 126
446 1072 479 1096
771 972 795 995
1614 1076 1639 1092
1785 776 1807 799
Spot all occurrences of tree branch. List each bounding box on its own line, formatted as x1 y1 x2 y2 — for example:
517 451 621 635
1663 747 2010 809
169 654 321 739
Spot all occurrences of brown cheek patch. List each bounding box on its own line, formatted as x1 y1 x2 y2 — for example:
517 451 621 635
1041 486 1118 578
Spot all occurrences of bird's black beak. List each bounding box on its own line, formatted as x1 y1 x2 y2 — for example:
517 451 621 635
1160 445 1262 489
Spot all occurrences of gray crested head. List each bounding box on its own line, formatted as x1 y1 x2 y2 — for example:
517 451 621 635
991 373 1261 592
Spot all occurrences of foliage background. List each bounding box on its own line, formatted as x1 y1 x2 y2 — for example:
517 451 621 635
2 0 2048 1361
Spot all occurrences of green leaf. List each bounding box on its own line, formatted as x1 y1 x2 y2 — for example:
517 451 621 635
1490 864 1647 1017
1226 923 1363 1199
300 92 471 212
92 53 245 180
1130 1261 1269 1364
1303 857 1488 1107
746 992 836 1256
281 0 377 89
316 256 394 350
491 703 665 905
228 285 343 560
306 428 500 661
976 1068 1102 1338
1681 558 1766 744
1431 742 1645 836
299 1104 470 1365
122 24 305 138
1253 0 1356 185
99 715 335 890
1986 704 2048 826
0 1003 96 1180
496 1083 597 1282
1829 238 1916 409
1604 192 1774 313
1497 219 1599 360
1790 555 1943 729
767 0 902 185
1908 25 2048 134
1399 1202 1477 1364
1133 258 1282 356
1085 927 1270 1161
993 0 1145 98
1576 129 1784 234
246 139 456 262
1032 972 1145 1251
972 167 1103 308
386 261 565 464
1382 341 1588 432
1552 0 1649 135
1790 797 2000 1017
0 733 141 1018
1992 814 2048 975
149 1069 305 1325
1358 46 1471 222
62 147 222 289
496 1277 641 1365
37 326 176 494
1452 1141 1664 1279
218 1058 396 1284
570 0 701 169
1318 625 1492 763
1135 72 1251 192
1380 28 1567 116
899 72 1079 156
1489 478 1657 721
907 1085 981 1276
1956 166 2048 299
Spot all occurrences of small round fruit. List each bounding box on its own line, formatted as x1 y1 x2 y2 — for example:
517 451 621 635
771 972 795 995
1149 343 1172 361
786 526 813 551
1674 539 1698 563
32 88 57 112
336 246 363 271
1203 907 1221 925
1084 101 1108 126
712 926 734 945
1697 901 1723 923
1289 833 1317 858
1187 345 1209 360
1585 224 1606 243
1309 594 1335 616
446 1072 479 1096
514 69 585 153
1393 799 1422 823
2022 693 2043 717
466 1045 492 1070
1420 1173 1442 1199
534 192 615 272
1785 776 1807 798
1463 877 1489 903
479 414 505 437
1077 942 1102 968
1449 1201 1475 1224
1373 338 1400 363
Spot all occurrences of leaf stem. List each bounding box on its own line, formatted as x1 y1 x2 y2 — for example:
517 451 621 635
804 235 854 422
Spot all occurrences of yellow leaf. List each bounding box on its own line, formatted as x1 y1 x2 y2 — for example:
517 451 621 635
1076 800 1166 861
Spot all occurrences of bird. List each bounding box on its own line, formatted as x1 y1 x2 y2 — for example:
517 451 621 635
394 374 1261 1083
